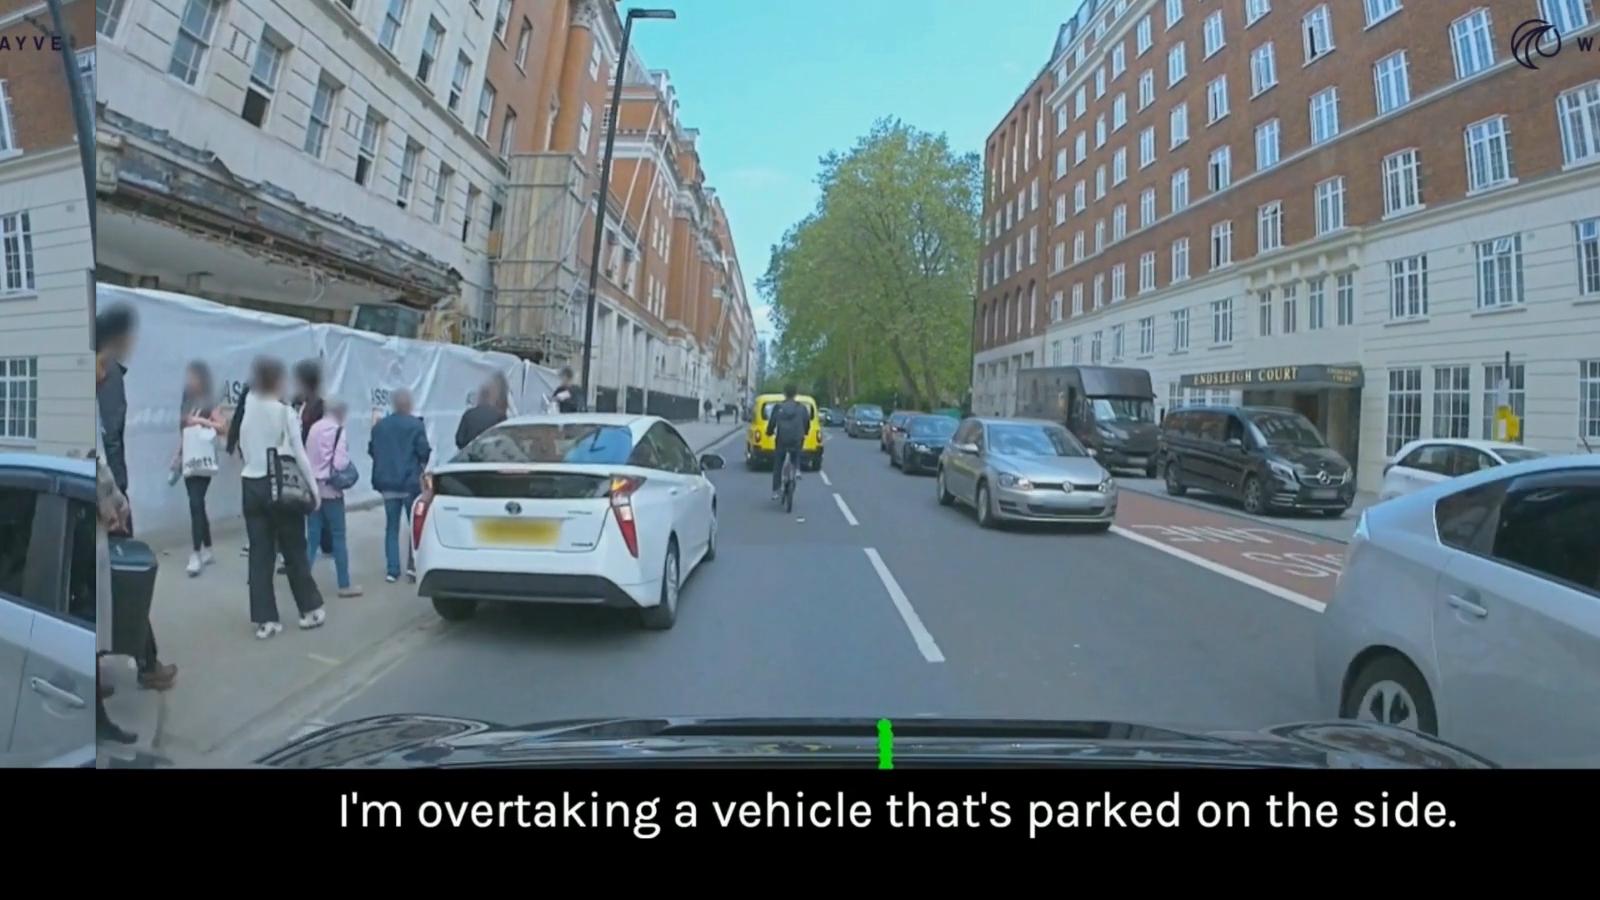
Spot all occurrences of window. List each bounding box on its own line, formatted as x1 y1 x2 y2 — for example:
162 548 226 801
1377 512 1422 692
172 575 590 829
1165 0 1184 29
1139 70 1155 109
1140 188 1156 226
418 18 445 84
1492 480 1600 593
1206 76 1230 123
1132 316 1154 356
1075 131 1088 163
1208 147 1231 191
0 212 35 294
1055 193 1067 225
167 0 222 85
1113 148 1127 184
1140 251 1156 292
1386 368 1423 455
1382 149 1423 215
1113 95 1128 129
494 0 513 40
461 185 480 243
1113 204 1127 240
1172 308 1191 351
475 81 496 139
1171 168 1190 212
1373 51 1411 114
1112 325 1126 359
355 109 384 186
1095 67 1107 99
588 39 604 80
1072 283 1084 316
432 164 453 225
1170 104 1190 147
0 357 37 439
1074 232 1086 261
1258 290 1274 336
1544 0 1593 32
1056 148 1068 178
578 104 594 154
1112 265 1127 302
1113 44 1127 77
1309 88 1339 143
1307 277 1326 329
1075 87 1087 117
98 0 128 37
1557 83 1600 167
77 49 96 105
240 30 285 128
498 107 518 158
1250 42 1277 95
1302 5 1334 63
1075 180 1087 212
1578 218 1600 295
1336 272 1355 325
303 75 339 158
1095 166 1107 198
1211 297 1233 343
1281 284 1298 333
1314 176 1345 234
1091 331 1104 364
379 0 408 52
1581 359 1600 443
516 20 533 70
1168 42 1187 85
1137 15 1153 53
1051 291 1064 322
1095 220 1106 253
1450 10 1495 79
447 53 472 114
1481 362 1526 439
1094 274 1105 308
1430 366 1472 439
1389 255 1429 318
1071 336 1083 363
1140 127 1156 167
1253 120 1280 173
1029 225 1038 264
1056 105 1068 134
1172 237 1191 281
1476 234 1525 309
1096 115 1107 148
1204 12 1226 56
1246 0 1271 25
1258 201 1282 251
1464 116 1514 190
1211 221 1233 269
1366 0 1401 25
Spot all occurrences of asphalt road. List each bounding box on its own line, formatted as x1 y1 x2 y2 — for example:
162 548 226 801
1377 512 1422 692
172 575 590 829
327 429 1328 733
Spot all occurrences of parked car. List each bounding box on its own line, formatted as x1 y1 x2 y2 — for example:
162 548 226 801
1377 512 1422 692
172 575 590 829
1379 438 1550 501
844 404 883 438
1157 405 1354 517
1315 453 1600 767
936 417 1117 531
0 453 96 766
890 414 959 475
880 411 917 453
819 408 845 427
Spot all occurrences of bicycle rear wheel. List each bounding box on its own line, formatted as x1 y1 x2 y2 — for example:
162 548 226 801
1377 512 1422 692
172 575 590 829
783 472 795 513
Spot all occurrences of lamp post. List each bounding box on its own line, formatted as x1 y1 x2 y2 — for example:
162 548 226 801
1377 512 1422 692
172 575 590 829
578 6 676 412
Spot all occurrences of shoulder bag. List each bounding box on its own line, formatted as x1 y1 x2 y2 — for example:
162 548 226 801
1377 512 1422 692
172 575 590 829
267 403 316 513
326 425 361 491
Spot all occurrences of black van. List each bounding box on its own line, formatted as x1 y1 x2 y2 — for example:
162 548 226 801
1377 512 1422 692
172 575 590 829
1156 405 1354 517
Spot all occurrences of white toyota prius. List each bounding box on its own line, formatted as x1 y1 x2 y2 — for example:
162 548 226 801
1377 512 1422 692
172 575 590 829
412 413 723 630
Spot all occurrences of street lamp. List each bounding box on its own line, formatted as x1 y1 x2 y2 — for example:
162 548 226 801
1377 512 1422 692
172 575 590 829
578 6 676 411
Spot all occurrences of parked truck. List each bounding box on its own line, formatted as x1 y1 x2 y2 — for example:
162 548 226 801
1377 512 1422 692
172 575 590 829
1014 366 1160 477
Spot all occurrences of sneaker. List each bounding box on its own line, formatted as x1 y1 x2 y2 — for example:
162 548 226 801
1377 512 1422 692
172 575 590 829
385 574 398 584
298 608 326 629
771 491 781 501
200 547 214 566
406 567 417 582
254 621 284 640
338 586 364 598
185 553 202 577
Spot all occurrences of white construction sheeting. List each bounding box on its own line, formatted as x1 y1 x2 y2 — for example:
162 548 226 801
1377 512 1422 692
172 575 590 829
99 284 559 539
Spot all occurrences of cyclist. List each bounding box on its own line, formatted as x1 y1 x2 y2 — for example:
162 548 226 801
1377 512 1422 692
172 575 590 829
766 383 813 501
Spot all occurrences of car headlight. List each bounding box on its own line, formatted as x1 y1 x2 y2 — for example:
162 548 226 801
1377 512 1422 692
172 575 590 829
910 443 928 452
1268 461 1298 481
1098 476 1116 494
996 472 1033 490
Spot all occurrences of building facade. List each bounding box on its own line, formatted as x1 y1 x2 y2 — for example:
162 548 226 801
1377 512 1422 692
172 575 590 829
975 0 1600 489
0 0 95 456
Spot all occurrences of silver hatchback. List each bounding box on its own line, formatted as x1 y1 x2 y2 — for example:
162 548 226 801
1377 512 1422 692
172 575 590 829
936 417 1117 530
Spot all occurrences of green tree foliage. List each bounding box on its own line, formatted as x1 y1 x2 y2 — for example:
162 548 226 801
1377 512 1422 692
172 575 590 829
759 118 980 409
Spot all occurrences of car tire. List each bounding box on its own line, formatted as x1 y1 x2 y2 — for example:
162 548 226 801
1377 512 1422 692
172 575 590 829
1242 475 1267 515
433 597 478 622
1341 654 1438 735
936 468 955 506
900 453 915 475
703 506 718 562
889 448 898 468
1163 460 1188 496
975 481 997 529
640 539 680 631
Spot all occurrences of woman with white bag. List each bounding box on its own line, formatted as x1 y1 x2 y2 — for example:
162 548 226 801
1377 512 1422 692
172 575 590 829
176 361 228 577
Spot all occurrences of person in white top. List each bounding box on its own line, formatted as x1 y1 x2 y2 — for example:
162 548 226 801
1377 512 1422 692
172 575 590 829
236 357 327 639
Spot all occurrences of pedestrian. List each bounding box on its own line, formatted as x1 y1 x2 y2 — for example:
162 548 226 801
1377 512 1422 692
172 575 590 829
551 367 580 413
177 361 227 577
306 396 363 597
456 373 510 449
95 302 178 691
370 388 431 583
236 356 326 639
715 403 724 424
227 382 253 556
94 380 139 745
291 359 334 562
703 398 713 422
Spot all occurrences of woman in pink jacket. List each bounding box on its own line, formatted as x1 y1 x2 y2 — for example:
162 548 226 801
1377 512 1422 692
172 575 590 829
306 397 363 597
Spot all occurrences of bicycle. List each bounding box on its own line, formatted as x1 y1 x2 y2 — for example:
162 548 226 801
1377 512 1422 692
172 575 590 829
779 452 798 513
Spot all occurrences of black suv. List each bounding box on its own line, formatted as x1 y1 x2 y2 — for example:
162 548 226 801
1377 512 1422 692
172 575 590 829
1156 406 1354 517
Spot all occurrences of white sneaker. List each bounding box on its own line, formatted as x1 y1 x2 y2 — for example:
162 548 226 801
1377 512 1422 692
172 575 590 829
254 621 283 640
298 608 327 629
185 553 202 577
200 548 214 566
385 574 398 583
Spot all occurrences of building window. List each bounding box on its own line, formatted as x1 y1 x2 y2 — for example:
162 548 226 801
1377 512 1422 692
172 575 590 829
1140 188 1156 227
447 52 472 114
1139 251 1156 292
1257 201 1283 252
1302 5 1334 63
1139 70 1155 109
1481 362 1526 439
1091 331 1103 364
1464 115 1515 191
1250 42 1277 95
355 109 384 186
167 0 223 86
1112 264 1126 301
1137 15 1153 53
1431 366 1472 438
97 0 129 37
1258 289 1274 336
432 164 453 225
1071 336 1083 363
1113 94 1128 129
1074 180 1087 212
1095 67 1107 99
516 20 533 70
1172 238 1190 281
1139 316 1156 355
1096 115 1107 148
1306 277 1326 329
1314 176 1345 234
1165 0 1184 28
498 107 518 158
1382 149 1423 215
1203 11 1226 57
1255 118 1280 169
1112 325 1126 360
1095 165 1106 198
1140 127 1156 167
417 18 445 85
1172 308 1191 351
0 357 37 440
1074 232 1085 261
1282 284 1298 334
77 48 95 100
1557 82 1600 167
1580 359 1600 443
578 104 594 154
1208 146 1231 191
1169 104 1190 148
1055 193 1067 225
1373 51 1411 114
1246 0 1271 25
461 185 480 243
1094 220 1105 253
1450 9 1495 79
1366 0 1402 26
1051 291 1063 321
1113 204 1127 240
397 140 421 207
1210 297 1233 344
588 39 604 80
1075 131 1087 163
1336 272 1355 325
1113 148 1127 184
1389 254 1429 319
1544 0 1592 31
0 212 35 294
303 75 340 158
1056 148 1068 178
475 81 496 140
1476 234 1525 309
494 0 513 40
1211 221 1232 269
1309 87 1339 143
379 0 408 53
1206 76 1230 123
1168 42 1187 85
239 31 285 128
1385 368 1423 456
1072 283 1084 316
1577 218 1600 295
1171 168 1190 212
1056 105 1068 134
1075 87 1087 118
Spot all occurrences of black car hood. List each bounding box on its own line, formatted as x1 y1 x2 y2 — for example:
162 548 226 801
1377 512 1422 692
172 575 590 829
1271 444 1350 472
253 715 1493 769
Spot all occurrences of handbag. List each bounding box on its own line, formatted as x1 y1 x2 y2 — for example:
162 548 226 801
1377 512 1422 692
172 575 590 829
326 426 360 491
180 423 219 477
267 404 316 513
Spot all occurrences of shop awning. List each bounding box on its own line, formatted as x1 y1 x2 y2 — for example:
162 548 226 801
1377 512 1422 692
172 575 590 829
1180 364 1364 390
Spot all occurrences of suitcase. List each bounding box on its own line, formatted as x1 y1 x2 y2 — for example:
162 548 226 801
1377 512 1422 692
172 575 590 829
107 538 158 660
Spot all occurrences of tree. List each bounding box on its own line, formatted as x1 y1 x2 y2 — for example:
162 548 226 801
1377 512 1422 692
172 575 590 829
760 118 980 409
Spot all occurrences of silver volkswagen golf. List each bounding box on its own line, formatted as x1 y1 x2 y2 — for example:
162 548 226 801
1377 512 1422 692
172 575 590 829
935 417 1118 531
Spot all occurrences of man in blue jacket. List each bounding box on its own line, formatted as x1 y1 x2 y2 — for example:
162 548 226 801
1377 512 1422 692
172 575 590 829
369 389 431 582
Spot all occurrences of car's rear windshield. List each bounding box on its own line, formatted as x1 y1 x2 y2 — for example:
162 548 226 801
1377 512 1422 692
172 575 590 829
453 423 635 465
761 400 816 421
851 406 883 419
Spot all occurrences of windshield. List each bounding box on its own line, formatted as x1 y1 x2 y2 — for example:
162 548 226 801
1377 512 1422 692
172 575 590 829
1091 398 1155 424
1247 413 1327 448
988 422 1088 457
453 423 634 465
1494 447 1549 464
907 417 958 439
851 405 882 420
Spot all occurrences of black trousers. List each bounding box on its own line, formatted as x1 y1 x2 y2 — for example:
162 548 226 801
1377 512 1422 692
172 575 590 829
772 441 804 492
185 476 213 552
242 476 324 624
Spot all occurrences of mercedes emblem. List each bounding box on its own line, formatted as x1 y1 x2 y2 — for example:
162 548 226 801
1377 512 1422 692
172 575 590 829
505 501 522 514
1316 471 1330 484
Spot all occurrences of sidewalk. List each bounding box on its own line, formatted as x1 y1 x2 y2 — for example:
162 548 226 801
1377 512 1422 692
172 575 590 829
1114 475 1378 542
106 420 742 760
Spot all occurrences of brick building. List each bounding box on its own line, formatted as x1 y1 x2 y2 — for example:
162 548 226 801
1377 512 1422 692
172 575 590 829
0 0 94 455
975 0 1600 488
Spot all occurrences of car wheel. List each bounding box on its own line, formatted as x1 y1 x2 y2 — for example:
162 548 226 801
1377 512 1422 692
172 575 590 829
703 505 718 562
1242 475 1267 515
1163 460 1188 496
432 597 478 622
1342 654 1438 735
900 453 915 475
975 481 997 529
889 447 899 468
936 468 955 506
640 539 679 631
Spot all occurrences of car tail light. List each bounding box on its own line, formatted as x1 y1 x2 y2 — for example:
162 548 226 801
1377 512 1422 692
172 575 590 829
412 491 433 550
608 475 646 557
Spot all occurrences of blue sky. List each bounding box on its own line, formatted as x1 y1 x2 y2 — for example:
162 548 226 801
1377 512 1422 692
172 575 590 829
629 0 1080 339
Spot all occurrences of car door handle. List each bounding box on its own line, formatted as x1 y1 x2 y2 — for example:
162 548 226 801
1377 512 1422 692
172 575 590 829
30 677 86 710
1446 593 1488 618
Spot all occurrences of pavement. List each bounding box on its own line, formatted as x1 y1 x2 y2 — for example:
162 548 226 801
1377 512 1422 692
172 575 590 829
99 420 743 761
227 426 1361 760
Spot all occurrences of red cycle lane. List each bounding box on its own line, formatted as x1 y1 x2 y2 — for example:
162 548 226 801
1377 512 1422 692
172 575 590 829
1112 491 1347 608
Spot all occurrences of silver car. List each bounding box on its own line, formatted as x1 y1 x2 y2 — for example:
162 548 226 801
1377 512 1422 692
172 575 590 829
1314 453 1600 767
935 417 1117 531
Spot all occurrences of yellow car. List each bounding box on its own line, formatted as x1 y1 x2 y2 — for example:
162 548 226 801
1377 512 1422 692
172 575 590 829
746 393 824 471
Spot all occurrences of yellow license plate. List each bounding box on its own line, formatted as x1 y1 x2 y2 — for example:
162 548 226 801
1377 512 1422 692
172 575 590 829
475 519 559 545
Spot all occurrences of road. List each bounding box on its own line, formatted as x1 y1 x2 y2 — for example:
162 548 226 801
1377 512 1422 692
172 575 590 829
322 428 1351 734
